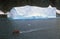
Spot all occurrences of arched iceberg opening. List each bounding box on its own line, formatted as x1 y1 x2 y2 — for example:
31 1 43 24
7 5 56 19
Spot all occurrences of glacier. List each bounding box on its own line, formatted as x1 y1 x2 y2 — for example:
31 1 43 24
7 5 56 19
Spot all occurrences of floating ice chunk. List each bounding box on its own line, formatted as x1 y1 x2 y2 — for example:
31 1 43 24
0 10 4 14
7 5 56 19
56 9 60 14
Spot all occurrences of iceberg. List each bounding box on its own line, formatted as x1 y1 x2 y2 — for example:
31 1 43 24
7 5 56 19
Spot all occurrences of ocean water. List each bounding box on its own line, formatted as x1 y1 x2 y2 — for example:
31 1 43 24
0 18 57 39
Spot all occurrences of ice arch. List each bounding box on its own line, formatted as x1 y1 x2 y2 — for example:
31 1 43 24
7 5 56 19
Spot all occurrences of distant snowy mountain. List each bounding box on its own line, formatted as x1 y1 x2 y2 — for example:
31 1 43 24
7 5 56 19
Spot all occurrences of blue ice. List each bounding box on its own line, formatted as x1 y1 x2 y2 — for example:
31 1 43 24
7 5 56 19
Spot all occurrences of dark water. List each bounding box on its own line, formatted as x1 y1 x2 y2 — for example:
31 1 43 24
56 17 60 39
0 18 58 39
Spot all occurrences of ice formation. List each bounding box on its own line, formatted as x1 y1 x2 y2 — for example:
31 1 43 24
7 5 56 19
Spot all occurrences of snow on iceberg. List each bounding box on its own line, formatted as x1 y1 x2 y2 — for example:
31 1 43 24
7 5 56 19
